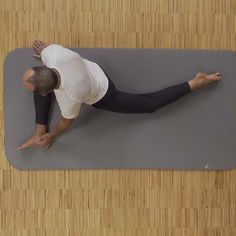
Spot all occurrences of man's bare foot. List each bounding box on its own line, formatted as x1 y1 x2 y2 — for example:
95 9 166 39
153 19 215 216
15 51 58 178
188 72 222 91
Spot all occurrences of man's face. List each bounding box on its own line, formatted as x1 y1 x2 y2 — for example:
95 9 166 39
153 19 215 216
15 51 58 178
21 68 47 96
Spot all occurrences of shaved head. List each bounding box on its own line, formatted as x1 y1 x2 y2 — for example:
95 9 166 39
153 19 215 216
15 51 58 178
21 67 59 96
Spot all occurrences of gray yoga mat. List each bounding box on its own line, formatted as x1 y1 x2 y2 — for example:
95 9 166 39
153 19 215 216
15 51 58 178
3 48 236 170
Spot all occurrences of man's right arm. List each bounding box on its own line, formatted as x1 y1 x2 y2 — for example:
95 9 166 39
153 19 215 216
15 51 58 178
47 115 75 140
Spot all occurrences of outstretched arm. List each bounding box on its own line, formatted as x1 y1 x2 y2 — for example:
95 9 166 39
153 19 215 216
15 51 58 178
16 116 74 151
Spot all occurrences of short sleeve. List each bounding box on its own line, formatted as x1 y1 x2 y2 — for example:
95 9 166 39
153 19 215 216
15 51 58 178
54 88 82 120
41 44 60 67
61 101 82 119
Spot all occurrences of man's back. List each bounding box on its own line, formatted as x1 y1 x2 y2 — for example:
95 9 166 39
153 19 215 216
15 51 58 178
41 44 109 118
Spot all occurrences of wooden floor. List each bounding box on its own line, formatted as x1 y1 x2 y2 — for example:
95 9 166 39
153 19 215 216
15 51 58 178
1 0 236 235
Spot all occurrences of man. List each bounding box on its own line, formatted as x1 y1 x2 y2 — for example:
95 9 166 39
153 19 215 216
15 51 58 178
17 40 222 151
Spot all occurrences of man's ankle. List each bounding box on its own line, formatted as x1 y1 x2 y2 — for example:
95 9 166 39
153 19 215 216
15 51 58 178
188 79 202 91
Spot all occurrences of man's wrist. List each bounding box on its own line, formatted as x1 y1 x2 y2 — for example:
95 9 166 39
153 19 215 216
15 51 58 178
35 124 47 135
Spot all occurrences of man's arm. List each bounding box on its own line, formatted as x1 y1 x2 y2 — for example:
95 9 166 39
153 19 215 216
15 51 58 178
35 115 75 149
32 40 48 59
48 116 75 139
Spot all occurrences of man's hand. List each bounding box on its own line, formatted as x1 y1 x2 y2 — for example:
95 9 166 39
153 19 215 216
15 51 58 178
36 133 55 150
32 40 48 59
16 132 44 151
17 117 74 151
35 117 74 150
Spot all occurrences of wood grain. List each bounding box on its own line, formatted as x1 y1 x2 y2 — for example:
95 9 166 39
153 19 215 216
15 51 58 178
0 0 236 235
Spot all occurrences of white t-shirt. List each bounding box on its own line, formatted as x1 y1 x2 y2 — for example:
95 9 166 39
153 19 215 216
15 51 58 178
41 44 109 119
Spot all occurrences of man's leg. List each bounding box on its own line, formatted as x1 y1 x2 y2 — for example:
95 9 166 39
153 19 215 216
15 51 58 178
92 72 221 113
103 81 191 113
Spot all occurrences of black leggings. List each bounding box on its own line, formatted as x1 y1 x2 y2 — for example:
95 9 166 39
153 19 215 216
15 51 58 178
92 76 191 113
34 71 191 125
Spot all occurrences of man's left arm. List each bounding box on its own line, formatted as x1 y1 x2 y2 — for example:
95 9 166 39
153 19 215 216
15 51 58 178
37 116 75 149
49 116 74 139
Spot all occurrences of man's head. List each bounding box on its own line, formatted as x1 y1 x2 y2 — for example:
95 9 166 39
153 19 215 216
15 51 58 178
22 66 58 96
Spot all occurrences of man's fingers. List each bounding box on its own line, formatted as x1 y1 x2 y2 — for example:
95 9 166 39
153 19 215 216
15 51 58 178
33 40 41 47
37 40 46 46
45 143 52 150
32 41 40 49
32 40 43 51
16 143 27 151
37 137 50 149
33 53 41 59
36 138 46 147
36 139 43 145
16 133 50 151
33 40 45 48
16 145 24 151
